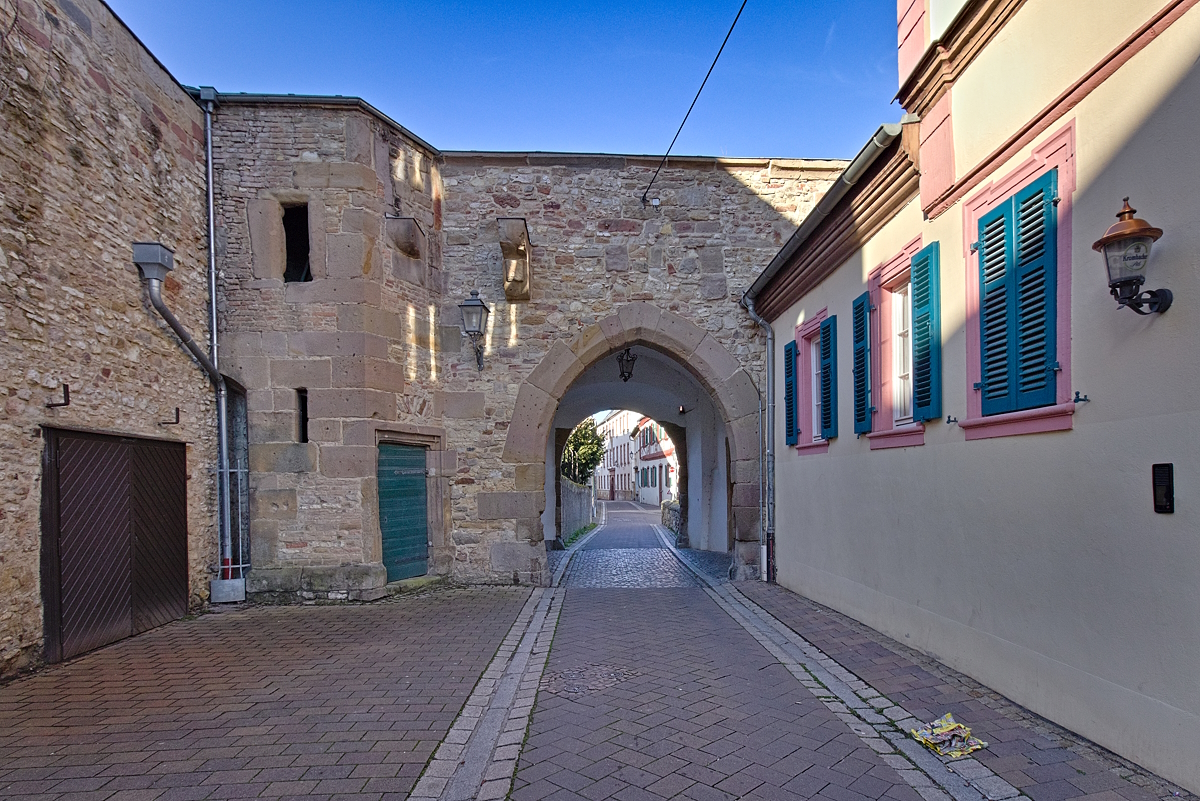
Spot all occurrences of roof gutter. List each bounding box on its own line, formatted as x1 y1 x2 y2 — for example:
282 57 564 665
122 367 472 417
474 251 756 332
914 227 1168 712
743 122 904 303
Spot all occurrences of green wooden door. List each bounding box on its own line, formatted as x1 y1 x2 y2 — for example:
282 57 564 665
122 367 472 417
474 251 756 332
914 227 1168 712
378 444 428 581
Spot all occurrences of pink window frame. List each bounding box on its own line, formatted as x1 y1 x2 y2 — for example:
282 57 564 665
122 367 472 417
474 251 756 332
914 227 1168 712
793 308 829 454
960 120 1077 441
866 236 927 450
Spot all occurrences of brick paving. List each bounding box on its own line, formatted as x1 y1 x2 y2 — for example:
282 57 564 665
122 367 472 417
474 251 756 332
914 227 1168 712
738 584 1193 801
0 586 529 801
514 506 923 801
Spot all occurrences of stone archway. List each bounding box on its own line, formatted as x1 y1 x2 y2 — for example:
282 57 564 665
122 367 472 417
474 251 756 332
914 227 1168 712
498 302 762 583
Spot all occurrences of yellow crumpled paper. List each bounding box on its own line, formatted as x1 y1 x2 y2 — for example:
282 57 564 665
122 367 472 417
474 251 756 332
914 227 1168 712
911 713 988 758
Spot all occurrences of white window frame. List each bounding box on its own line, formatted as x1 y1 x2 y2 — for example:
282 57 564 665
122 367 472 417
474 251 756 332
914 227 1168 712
810 338 824 443
892 282 913 426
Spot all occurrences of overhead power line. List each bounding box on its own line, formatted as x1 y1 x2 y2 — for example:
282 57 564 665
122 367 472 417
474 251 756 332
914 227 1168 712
641 0 749 206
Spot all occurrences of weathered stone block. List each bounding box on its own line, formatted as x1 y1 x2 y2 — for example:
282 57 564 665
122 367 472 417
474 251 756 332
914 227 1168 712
502 383 555 464
617 301 662 345
514 463 545 491
247 198 283 279
250 488 297 520
249 521 280 567
320 446 377 478
699 274 728 300
731 482 762 509
569 323 613 368
391 252 426 286
490 542 541 572
328 162 378 191
333 357 405 392
248 411 297 443
223 357 269 390
326 233 368 279
284 279 382 306
338 304 402 340
249 443 317 474
301 564 387 600
604 244 629 272
435 391 485 419
345 116 372 165
223 332 264 357
246 566 301 594
721 369 762 422
729 414 760 462
732 505 760 542
691 334 741 387
308 388 396 420
290 331 389 359
270 359 332 390
293 163 330 188
699 246 725 274
654 309 707 356
515 517 543 544
477 492 545 520
437 325 462 353
525 340 583 400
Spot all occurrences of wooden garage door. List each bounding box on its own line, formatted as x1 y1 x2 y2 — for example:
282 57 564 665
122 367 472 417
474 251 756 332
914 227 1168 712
377 443 428 582
42 430 188 662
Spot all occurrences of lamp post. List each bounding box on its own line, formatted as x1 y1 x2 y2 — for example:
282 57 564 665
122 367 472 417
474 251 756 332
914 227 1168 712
1092 198 1170 314
616 348 637 382
458 290 490 370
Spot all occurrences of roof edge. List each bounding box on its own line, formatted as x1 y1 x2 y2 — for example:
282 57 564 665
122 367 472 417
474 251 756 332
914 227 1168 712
744 122 905 302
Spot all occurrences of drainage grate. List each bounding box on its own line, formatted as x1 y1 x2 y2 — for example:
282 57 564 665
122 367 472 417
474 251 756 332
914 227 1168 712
540 664 639 696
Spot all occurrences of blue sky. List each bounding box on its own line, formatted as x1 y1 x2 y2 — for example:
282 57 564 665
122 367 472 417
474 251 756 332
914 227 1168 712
108 1 900 160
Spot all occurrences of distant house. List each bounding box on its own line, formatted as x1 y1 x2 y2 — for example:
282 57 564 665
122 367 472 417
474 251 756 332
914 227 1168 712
745 0 1200 791
632 416 679 507
593 410 638 501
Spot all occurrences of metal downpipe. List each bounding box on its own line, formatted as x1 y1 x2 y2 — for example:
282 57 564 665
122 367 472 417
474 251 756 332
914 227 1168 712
741 294 774 581
201 90 234 583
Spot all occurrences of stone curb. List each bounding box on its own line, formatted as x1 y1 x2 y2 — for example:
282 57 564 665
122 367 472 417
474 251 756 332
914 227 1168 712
654 526 1025 801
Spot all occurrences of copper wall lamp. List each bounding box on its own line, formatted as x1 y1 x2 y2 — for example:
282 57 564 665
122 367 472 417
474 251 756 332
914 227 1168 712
1092 198 1171 314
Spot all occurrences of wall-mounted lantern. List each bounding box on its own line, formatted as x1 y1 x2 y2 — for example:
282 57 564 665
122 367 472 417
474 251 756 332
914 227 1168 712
458 290 490 370
616 348 637 382
1092 198 1171 314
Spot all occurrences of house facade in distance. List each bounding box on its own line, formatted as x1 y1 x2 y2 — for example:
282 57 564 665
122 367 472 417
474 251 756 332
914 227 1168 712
747 0 1200 791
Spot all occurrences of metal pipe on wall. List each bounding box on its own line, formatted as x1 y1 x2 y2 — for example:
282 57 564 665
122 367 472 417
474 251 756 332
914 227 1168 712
741 294 774 581
200 87 235 590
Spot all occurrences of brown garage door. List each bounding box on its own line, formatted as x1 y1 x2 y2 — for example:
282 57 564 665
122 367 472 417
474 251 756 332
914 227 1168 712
41 429 188 662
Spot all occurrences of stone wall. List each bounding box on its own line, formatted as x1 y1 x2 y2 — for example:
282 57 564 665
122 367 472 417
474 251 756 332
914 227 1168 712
559 477 593 542
211 100 457 600
436 154 843 582
0 0 212 674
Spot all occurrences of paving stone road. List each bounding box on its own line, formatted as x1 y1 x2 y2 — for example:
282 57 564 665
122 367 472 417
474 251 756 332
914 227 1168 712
0 502 1190 801
0 587 530 800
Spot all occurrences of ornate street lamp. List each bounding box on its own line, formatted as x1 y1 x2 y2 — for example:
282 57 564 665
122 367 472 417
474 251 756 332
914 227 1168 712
458 290 490 370
616 348 637 382
1092 198 1170 314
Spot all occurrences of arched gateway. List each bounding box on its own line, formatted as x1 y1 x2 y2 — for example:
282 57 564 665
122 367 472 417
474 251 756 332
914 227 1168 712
498 302 763 585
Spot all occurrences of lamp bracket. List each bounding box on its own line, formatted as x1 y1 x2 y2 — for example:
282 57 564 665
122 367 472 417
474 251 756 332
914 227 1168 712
46 383 70 408
1073 391 1090 404
1114 286 1172 315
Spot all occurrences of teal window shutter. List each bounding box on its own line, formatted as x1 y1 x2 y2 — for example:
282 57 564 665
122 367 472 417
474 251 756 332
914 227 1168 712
910 243 942 422
1013 171 1057 410
977 170 1057 416
820 316 838 440
783 340 798 446
852 293 871 434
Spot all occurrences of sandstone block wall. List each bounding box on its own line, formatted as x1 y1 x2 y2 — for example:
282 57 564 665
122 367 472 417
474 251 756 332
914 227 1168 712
436 154 843 581
0 0 212 674
212 100 456 596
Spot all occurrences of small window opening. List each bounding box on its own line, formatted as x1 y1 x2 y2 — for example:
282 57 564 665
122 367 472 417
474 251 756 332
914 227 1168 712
296 388 309 443
282 204 312 283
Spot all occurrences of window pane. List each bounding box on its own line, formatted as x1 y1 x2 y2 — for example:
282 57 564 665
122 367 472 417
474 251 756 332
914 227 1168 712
894 284 913 423
811 338 823 442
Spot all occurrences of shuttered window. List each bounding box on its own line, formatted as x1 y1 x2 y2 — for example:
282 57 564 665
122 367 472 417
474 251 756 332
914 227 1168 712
977 170 1057 416
910 242 942 422
852 293 871 435
783 341 798 446
819 317 838 440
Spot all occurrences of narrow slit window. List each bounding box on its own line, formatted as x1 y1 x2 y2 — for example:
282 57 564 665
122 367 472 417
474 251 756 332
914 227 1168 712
296 388 309 443
282 204 312 283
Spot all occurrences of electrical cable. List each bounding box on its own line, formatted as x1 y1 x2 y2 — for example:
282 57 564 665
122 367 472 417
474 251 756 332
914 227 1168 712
641 0 748 206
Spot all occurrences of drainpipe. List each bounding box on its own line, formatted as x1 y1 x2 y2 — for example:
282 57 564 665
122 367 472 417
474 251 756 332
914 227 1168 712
198 87 235 596
741 294 773 581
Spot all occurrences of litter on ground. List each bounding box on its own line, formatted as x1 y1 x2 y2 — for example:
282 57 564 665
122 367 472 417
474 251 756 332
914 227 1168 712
911 713 989 758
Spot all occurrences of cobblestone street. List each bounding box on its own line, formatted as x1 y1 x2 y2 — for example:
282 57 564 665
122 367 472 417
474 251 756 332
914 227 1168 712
0 503 1191 801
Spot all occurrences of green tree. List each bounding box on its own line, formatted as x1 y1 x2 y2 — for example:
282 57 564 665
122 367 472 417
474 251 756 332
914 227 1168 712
561 418 605 485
